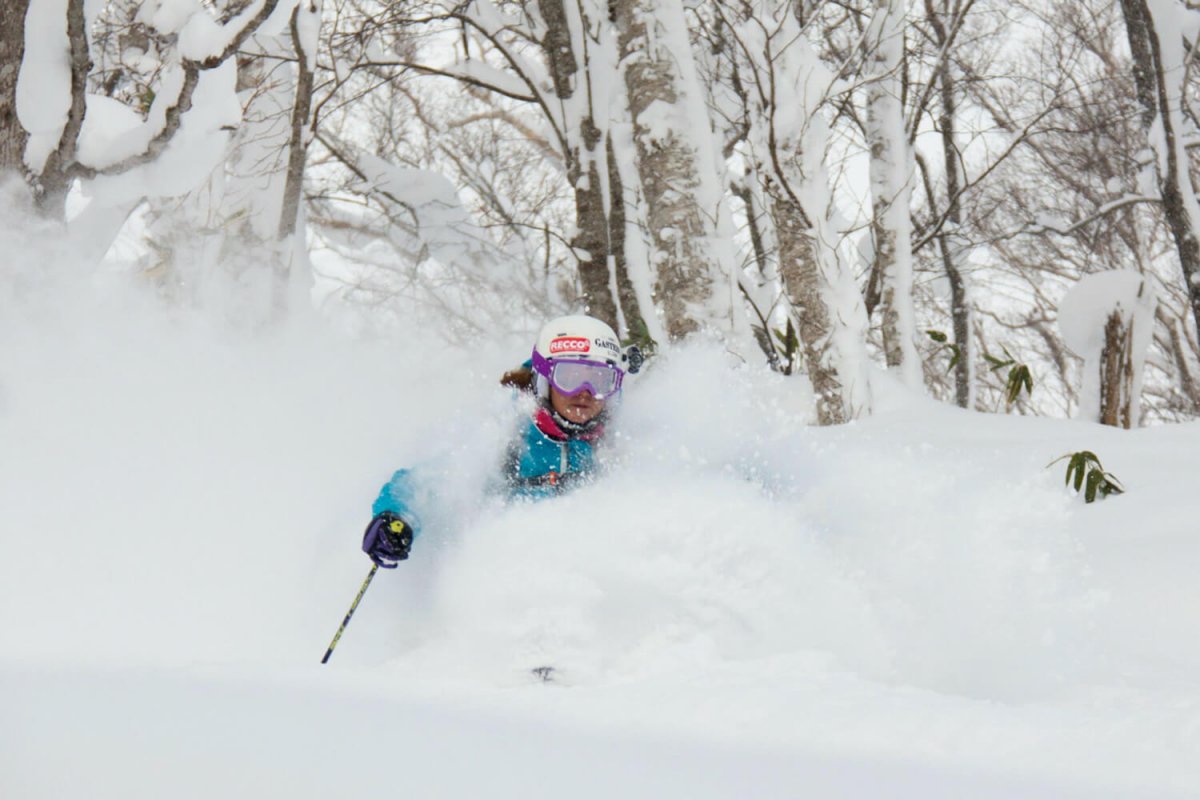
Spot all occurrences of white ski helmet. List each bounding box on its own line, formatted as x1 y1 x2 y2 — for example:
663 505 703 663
531 314 625 400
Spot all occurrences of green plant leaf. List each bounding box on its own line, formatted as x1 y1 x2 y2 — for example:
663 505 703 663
926 329 948 343
946 346 961 373
1084 469 1104 503
1050 450 1123 503
1071 453 1086 491
984 353 1012 370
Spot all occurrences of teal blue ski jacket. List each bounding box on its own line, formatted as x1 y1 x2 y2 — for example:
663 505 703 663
372 405 604 538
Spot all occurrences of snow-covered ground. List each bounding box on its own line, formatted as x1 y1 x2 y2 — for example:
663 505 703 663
2 277 1199 798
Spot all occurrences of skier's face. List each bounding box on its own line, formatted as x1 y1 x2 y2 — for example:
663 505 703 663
550 385 605 424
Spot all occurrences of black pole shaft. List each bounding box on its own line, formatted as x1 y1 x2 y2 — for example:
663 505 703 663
321 564 379 664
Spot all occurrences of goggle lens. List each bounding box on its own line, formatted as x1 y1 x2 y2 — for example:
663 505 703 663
550 361 621 398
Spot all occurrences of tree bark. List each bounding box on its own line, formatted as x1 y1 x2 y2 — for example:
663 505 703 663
1099 309 1134 428
274 0 320 318
865 0 920 385
770 187 851 425
929 0 971 408
1120 0 1200 344
277 4 317 243
606 132 651 345
1118 0 1157 128
0 0 30 176
616 0 729 340
538 0 621 332
35 0 90 217
574 147 621 330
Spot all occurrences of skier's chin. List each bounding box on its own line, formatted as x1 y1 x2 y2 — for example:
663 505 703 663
565 403 601 423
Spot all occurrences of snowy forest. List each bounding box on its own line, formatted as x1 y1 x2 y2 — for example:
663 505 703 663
4 0 1200 426
5 1 1200 798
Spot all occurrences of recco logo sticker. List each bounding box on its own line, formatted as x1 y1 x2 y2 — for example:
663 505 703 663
549 336 591 354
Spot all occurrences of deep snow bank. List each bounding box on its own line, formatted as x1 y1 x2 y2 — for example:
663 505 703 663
2 255 1199 796
2 662 1163 800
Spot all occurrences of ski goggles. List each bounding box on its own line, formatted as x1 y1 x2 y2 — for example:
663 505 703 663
531 353 624 399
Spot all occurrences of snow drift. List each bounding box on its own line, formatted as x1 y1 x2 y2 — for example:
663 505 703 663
1 240 1198 797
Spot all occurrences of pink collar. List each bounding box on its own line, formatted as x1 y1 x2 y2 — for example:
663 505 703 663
534 407 604 442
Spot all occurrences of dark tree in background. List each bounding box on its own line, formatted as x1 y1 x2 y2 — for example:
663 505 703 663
0 0 30 176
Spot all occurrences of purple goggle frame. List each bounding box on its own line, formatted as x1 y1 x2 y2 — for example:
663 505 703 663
531 351 624 399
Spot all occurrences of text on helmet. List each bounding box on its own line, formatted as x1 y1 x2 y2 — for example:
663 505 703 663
549 336 591 355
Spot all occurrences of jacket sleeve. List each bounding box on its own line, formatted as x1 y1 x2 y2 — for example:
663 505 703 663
372 468 424 537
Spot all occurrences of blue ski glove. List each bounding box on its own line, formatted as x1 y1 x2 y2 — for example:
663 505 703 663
362 512 414 568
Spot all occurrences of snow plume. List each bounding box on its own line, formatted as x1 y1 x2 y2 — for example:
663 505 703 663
0 177 70 306
0 231 524 668
3 218 1200 795
403 347 1099 704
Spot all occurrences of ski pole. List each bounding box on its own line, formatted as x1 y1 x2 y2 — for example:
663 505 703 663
321 563 379 664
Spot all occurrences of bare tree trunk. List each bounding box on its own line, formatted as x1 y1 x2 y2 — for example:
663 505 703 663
928 0 971 408
616 0 729 340
0 0 30 175
1099 310 1134 428
606 132 651 345
1120 0 1200 342
538 0 621 332
274 0 320 319
718 0 871 422
865 0 920 385
34 0 90 218
574 146 621 330
1118 0 1157 128
1165 313 1200 413
770 188 851 425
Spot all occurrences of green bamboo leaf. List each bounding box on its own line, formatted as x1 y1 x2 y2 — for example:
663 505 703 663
1085 469 1102 503
984 353 1011 370
1071 455 1086 491
1006 369 1024 405
926 329 948 343
1050 450 1124 503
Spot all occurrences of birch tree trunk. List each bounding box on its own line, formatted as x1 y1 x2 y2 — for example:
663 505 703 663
615 0 735 340
0 0 30 175
865 0 921 386
606 132 653 345
32 0 90 218
769 186 860 423
1120 0 1200 341
274 0 321 320
725 3 872 424
928 0 971 408
1099 310 1136 428
537 0 622 332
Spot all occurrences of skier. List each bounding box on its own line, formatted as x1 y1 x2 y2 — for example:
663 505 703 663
361 314 641 568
